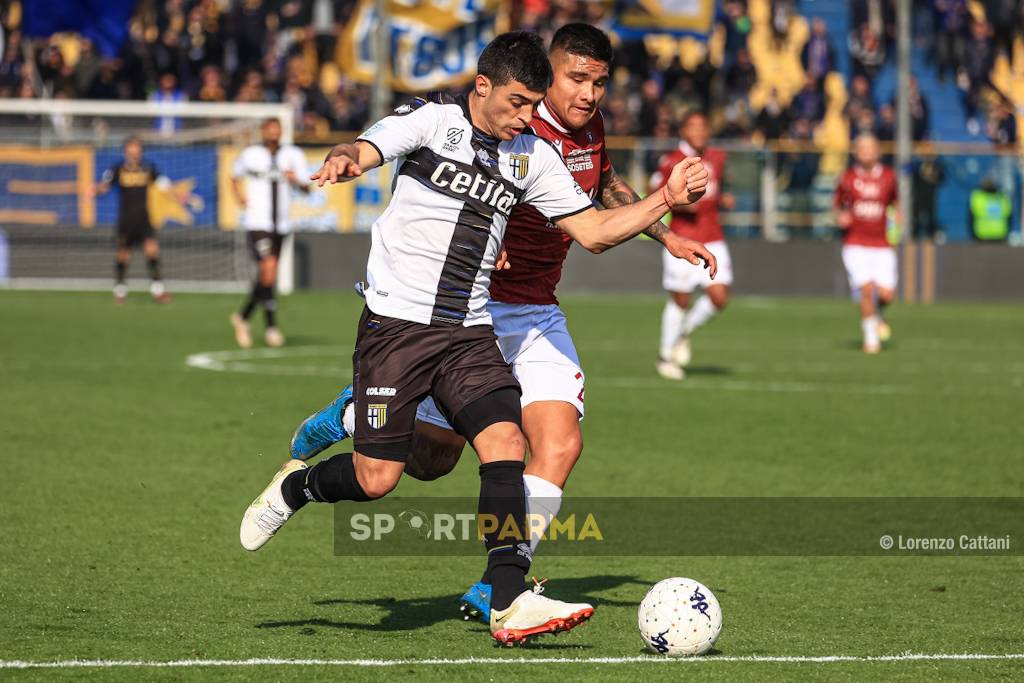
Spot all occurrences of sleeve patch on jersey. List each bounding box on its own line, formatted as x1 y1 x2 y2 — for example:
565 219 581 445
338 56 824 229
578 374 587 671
509 154 530 180
393 97 428 116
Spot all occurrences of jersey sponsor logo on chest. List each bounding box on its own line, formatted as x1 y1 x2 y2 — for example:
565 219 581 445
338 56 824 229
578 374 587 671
120 170 150 187
853 178 882 198
430 161 517 215
564 148 596 173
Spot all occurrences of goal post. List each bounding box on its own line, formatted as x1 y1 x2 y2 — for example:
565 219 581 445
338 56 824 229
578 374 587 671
0 99 296 294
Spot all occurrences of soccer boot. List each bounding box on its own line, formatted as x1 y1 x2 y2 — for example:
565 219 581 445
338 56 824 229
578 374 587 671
150 281 171 304
671 334 692 367
230 312 252 349
490 579 594 645
265 326 285 347
290 385 353 460
459 580 492 623
656 358 685 380
863 340 881 354
240 459 306 551
877 319 892 343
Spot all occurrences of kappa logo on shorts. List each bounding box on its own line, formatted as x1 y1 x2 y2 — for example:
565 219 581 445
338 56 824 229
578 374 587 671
509 153 530 180
367 403 388 429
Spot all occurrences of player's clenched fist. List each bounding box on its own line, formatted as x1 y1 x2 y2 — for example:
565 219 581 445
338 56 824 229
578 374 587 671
663 156 708 207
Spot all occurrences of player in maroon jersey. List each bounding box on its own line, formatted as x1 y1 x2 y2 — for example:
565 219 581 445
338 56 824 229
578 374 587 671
284 23 716 622
834 133 899 353
650 112 736 379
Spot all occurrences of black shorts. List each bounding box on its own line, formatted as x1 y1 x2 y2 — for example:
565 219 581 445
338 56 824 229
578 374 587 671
116 224 154 249
247 231 285 262
351 306 521 461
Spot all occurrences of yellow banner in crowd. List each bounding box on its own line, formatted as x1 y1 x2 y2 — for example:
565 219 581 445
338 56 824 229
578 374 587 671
614 0 716 38
217 147 390 233
339 0 508 93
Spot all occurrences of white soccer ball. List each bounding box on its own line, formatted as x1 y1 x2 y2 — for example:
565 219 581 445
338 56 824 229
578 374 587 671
638 577 722 656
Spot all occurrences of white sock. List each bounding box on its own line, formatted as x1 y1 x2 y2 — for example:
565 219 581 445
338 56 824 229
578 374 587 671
862 315 879 346
342 401 355 435
682 295 718 335
523 474 563 555
660 300 686 359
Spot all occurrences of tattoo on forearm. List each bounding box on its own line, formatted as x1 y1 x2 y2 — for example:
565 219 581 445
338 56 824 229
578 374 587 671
642 221 670 241
600 171 670 243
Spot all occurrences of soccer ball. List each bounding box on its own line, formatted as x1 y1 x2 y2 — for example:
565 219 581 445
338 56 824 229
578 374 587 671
638 577 722 656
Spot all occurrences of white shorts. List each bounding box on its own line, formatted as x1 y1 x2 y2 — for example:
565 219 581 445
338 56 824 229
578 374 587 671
662 239 733 293
416 302 585 431
841 244 898 293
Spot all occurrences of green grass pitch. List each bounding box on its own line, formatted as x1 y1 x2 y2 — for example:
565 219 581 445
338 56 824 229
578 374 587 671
2 289 1023 681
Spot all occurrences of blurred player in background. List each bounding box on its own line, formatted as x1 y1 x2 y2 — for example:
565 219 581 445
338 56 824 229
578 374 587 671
834 133 899 354
93 136 171 304
650 112 734 379
229 118 310 348
286 23 715 624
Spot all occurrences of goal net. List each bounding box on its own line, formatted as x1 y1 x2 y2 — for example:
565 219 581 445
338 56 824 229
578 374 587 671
0 99 295 294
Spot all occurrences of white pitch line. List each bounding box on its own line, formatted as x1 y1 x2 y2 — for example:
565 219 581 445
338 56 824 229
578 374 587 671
184 347 1024 396
2 654 1024 669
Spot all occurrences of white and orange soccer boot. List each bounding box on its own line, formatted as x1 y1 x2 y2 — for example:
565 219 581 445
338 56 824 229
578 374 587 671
490 579 594 646
229 312 252 349
240 460 306 551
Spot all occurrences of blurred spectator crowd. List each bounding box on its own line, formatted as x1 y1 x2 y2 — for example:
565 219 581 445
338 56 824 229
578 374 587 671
1 0 1022 146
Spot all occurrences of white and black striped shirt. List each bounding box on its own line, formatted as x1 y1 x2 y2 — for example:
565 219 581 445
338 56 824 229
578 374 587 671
231 144 307 233
357 94 591 327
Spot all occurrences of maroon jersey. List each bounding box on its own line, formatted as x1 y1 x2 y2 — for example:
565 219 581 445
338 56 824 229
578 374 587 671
488 99 609 305
834 163 897 247
652 143 727 244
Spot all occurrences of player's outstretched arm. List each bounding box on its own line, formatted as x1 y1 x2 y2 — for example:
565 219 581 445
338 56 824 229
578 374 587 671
311 141 383 186
557 156 708 257
599 165 671 243
598 165 717 276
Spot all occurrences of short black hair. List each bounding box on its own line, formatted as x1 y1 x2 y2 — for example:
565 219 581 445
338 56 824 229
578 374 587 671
549 22 614 65
478 31 552 93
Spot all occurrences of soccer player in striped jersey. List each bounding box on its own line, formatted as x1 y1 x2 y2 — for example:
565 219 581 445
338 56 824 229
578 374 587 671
229 118 310 349
240 31 710 645
285 25 716 627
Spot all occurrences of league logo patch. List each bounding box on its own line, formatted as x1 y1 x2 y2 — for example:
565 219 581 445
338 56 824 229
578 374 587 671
509 153 530 180
367 403 388 429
